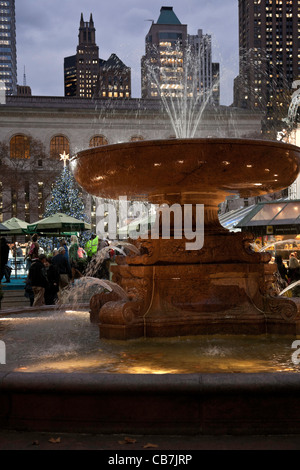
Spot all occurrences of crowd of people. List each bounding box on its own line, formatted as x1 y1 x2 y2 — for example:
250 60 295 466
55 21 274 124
1 233 115 308
3 231 300 306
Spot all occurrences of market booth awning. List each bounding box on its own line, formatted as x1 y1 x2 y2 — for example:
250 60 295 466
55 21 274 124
2 217 29 235
219 205 255 232
26 212 91 235
236 200 300 236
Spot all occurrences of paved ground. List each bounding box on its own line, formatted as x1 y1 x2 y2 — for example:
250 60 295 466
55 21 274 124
1 430 300 450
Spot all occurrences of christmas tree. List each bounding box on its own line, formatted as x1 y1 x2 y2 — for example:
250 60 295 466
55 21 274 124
41 154 91 250
44 165 86 220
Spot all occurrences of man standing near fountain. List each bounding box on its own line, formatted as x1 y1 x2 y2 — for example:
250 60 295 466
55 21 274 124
51 246 72 297
28 253 49 307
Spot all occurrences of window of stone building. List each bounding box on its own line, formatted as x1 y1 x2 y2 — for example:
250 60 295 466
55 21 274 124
50 135 70 159
89 135 108 147
10 134 30 159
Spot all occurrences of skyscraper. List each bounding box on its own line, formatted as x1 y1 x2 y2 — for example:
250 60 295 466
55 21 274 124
64 13 99 98
233 0 300 136
188 29 220 106
141 6 187 99
0 0 17 95
141 6 219 105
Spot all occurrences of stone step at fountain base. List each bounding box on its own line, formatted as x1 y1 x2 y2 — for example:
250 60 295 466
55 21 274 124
1 372 300 436
1 290 31 309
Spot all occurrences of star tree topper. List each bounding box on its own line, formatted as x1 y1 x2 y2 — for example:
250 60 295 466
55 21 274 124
60 151 70 167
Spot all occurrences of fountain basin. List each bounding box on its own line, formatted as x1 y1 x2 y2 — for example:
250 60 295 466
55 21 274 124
72 138 300 200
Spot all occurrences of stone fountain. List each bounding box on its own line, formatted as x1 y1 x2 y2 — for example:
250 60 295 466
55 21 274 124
71 137 300 339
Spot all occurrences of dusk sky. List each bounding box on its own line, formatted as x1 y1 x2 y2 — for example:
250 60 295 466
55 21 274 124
15 0 239 105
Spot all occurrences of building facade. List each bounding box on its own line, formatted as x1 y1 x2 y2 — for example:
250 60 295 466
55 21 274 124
233 0 300 136
0 0 17 95
141 6 219 105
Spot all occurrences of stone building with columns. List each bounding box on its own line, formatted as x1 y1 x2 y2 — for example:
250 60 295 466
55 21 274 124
0 94 263 229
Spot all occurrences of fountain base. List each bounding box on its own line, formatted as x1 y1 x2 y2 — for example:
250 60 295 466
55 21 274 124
90 231 300 339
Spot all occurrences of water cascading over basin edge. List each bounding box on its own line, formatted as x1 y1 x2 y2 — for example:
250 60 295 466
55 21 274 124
71 138 300 340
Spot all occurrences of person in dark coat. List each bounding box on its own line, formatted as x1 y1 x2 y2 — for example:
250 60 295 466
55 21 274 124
44 256 60 305
28 253 49 307
0 237 10 283
275 254 288 282
51 247 72 297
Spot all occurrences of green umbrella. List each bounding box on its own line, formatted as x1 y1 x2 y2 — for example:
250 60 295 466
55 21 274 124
27 212 91 235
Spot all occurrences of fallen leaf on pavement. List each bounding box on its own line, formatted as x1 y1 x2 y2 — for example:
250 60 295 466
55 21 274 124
124 437 137 443
143 443 158 449
48 437 61 444
118 437 137 445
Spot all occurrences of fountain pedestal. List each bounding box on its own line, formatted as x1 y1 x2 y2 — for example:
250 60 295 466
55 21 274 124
72 138 300 339
93 230 287 340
